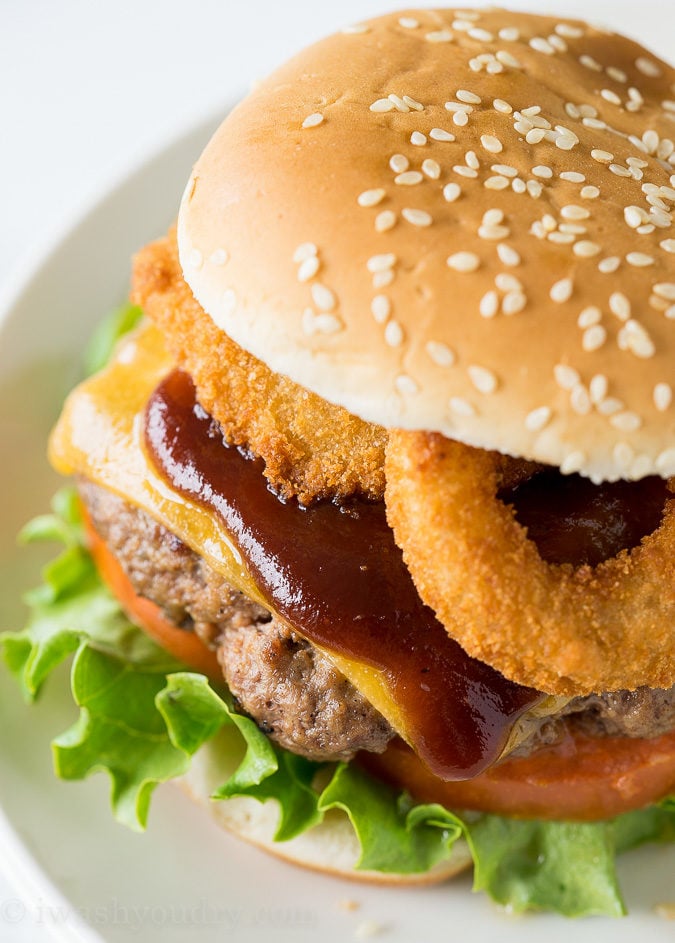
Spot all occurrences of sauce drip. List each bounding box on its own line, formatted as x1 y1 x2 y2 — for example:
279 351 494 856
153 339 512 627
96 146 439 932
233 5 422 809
501 470 670 567
144 370 542 780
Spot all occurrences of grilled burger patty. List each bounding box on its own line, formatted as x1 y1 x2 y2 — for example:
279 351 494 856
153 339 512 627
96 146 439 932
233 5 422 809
79 479 675 762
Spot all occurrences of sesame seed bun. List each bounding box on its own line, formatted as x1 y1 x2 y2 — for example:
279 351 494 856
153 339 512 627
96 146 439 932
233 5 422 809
178 8 675 483
179 730 472 885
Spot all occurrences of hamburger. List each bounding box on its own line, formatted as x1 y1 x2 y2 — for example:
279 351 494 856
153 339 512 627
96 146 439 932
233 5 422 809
6 7 675 916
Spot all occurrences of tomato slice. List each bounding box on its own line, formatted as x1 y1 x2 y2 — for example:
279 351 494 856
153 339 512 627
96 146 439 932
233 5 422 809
84 511 223 680
361 730 675 821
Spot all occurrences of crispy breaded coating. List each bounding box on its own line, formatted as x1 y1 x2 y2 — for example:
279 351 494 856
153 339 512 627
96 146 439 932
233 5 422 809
132 229 386 505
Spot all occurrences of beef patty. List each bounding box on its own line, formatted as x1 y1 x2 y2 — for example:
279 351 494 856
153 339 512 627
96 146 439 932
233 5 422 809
79 479 675 763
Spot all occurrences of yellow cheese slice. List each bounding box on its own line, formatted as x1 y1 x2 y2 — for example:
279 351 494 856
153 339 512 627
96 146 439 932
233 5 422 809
49 321 406 738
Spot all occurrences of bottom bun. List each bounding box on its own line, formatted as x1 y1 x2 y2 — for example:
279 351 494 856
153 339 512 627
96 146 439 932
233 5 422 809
178 729 472 885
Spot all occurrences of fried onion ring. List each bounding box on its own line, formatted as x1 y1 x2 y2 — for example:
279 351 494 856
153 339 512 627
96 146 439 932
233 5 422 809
385 430 675 696
132 229 387 505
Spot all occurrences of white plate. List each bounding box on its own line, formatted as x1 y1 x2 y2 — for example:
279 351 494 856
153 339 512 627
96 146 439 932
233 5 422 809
2 60 675 943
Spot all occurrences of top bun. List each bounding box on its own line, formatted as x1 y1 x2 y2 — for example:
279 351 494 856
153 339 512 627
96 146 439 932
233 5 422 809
178 8 675 483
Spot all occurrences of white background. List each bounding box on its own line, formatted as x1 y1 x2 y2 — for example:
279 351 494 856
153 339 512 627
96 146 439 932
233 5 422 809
1 2 674 940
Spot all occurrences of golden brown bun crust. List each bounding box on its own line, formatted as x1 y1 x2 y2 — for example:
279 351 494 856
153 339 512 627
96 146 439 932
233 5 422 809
179 731 472 885
132 230 386 504
179 8 675 483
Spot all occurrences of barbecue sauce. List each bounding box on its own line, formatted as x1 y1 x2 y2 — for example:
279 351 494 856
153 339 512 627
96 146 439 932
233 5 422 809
501 469 670 567
144 370 542 780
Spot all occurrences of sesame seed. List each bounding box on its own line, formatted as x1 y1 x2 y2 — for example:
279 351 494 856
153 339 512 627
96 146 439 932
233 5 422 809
656 448 675 476
610 164 632 178
580 54 602 71
661 239 675 252
610 411 642 432
445 101 473 114
426 29 454 43
609 292 631 320
550 278 573 303
493 98 512 114
481 134 503 153
654 382 673 412
411 131 428 146
598 396 623 416
372 270 394 289
449 396 476 417
561 204 590 220
570 383 591 415
222 288 237 315
556 23 584 39
530 36 555 55
395 374 419 395
426 340 456 367
502 291 527 315
560 171 585 183
499 26 520 41
398 16 419 28
573 241 601 258
371 295 391 323
582 324 607 351
626 252 655 267
453 110 469 127
598 256 621 274
468 27 494 42
401 208 433 227
666 305 675 319
311 283 336 311
468 365 498 394
613 442 634 467
525 406 552 432
342 23 370 34
429 127 455 142
591 149 614 163
188 248 203 269
384 320 404 347
548 232 576 244
479 290 499 318
532 165 553 178
209 248 229 266
496 50 522 68
465 150 480 170
422 158 441 179
653 282 675 300
390 153 409 173
497 243 521 266
443 182 462 203
561 451 586 474
394 171 424 186
457 89 482 104
302 112 324 129
485 176 509 190
479 225 510 240
403 95 424 111
297 256 320 282
389 94 410 113
370 98 394 113
589 374 608 403
367 253 396 273
581 185 600 199
578 306 602 328
636 56 662 77
448 251 480 273
526 128 546 144
601 88 622 105
554 364 580 390
357 188 386 207
607 68 627 84
375 210 396 233
495 273 522 292
454 165 478 178
314 313 343 334
293 242 318 263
